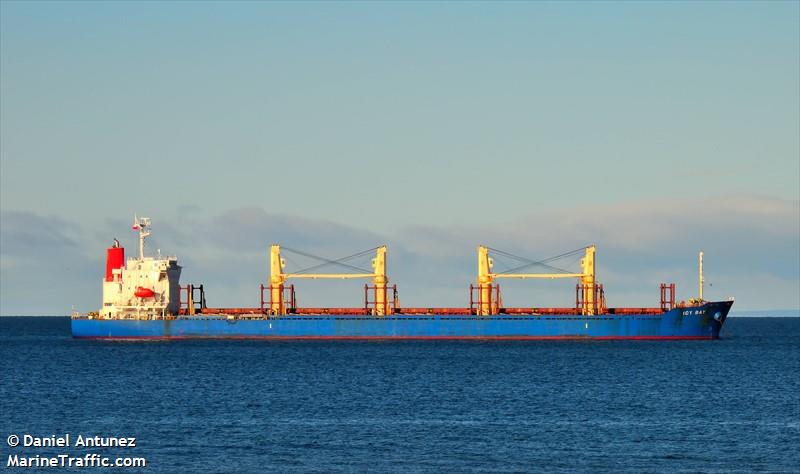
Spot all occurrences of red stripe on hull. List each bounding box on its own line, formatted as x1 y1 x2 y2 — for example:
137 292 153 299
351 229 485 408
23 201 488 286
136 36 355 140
74 335 715 341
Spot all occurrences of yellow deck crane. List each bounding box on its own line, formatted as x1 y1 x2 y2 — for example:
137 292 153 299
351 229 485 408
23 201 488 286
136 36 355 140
269 245 389 316
476 245 599 316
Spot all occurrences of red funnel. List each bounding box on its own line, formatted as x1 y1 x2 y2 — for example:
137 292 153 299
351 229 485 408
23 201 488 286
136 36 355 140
105 247 125 282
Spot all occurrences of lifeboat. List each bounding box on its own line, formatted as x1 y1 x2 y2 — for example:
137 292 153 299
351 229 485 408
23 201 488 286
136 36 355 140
134 287 156 298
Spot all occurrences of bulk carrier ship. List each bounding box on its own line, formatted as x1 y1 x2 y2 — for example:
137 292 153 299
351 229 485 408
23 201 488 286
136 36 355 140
71 217 733 340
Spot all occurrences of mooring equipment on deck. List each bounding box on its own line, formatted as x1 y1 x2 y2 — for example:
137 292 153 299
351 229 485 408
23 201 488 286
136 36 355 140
267 245 391 316
475 245 601 316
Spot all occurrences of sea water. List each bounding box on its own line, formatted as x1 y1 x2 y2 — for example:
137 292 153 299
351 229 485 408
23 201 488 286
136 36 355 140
1 316 798 472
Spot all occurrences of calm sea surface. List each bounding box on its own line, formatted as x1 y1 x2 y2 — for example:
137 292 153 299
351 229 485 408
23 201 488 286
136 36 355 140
1 317 798 473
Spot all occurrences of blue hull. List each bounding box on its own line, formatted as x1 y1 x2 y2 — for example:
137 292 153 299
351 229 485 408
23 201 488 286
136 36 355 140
72 301 732 340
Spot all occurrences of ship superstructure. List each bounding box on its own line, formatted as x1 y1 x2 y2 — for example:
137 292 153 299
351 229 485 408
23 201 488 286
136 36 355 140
73 216 733 340
98 217 181 320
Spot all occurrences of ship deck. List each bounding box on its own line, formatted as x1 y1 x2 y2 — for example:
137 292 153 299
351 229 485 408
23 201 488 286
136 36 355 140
172 306 668 317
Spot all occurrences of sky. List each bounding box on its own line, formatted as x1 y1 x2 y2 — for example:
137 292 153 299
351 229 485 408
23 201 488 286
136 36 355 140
1 1 798 315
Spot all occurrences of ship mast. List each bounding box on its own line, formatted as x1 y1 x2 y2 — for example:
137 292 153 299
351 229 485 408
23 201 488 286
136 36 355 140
132 215 151 260
698 251 704 301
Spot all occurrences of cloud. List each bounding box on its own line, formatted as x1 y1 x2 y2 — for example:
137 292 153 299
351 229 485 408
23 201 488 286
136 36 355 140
0 211 81 260
398 195 799 308
1 211 100 315
1 196 798 315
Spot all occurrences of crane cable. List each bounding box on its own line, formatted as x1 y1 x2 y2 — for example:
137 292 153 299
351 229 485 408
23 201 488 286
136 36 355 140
281 246 379 275
488 246 588 275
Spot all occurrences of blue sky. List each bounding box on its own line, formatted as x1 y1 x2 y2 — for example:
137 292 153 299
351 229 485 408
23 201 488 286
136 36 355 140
1 1 798 315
